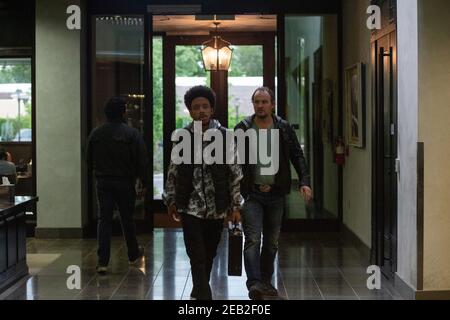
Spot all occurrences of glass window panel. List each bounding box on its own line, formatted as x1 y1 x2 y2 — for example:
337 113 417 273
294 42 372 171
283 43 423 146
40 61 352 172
92 15 145 213
93 16 144 132
284 15 339 220
153 36 163 200
175 45 209 129
0 58 32 143
228 45 263 129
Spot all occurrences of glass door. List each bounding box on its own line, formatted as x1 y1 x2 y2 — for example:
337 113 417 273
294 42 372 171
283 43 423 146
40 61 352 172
90 15 148 232
227 45 264 128
174 45 210 130
283 15 339 228
153 33 275 226
152 41 210 201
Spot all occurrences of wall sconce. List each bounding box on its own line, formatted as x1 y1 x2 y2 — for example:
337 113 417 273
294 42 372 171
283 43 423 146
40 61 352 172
201 22 233 71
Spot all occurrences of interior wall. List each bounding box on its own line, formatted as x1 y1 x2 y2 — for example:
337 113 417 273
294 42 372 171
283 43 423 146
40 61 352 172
418 0 450 291
35 0 84 234
396 0 419 291
341 0 372 247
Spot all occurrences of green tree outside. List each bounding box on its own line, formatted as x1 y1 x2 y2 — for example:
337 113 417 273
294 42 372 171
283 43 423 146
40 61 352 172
0 63 31 84
0 60 32 142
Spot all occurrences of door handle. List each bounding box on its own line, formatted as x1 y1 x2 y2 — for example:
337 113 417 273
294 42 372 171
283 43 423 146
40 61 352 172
379 47 385 117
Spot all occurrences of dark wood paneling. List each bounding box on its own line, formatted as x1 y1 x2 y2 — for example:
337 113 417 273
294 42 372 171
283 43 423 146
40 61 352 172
16 212 26 262
0 0 33 47
6 216 17 268
417 142 424 291
163 38 176 181
263 36 276 93
164 33 276 46
0 197 37 293
416 290 450 300
89 0 340 15
210 70 228 127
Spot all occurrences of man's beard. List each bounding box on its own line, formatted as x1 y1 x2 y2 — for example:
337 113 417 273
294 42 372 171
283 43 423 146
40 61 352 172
256 113 269 119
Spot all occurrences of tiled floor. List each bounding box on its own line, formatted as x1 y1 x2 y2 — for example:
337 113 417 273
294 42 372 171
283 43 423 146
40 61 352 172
0 230 403 300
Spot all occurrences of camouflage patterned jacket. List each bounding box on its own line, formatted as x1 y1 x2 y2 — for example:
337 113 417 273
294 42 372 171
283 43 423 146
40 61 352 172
162 120 243 220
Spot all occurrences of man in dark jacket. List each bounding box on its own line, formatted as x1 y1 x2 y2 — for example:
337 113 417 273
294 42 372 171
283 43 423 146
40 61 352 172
235 87 312 300
86 97 148 274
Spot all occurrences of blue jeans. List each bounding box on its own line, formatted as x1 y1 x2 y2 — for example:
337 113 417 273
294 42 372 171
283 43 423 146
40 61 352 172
241 190 284 288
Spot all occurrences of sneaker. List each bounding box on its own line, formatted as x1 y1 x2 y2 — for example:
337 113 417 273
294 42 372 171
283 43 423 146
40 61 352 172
129 246 145 266
96 265 108 274
261 282 278 297
248 282 265 300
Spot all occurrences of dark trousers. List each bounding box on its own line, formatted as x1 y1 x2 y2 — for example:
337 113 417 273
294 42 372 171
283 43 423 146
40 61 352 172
182 214 224 300
96 177 140 266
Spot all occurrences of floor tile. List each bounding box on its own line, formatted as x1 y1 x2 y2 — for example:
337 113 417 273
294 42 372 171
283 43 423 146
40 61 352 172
318 285 357 297
2 231 403 301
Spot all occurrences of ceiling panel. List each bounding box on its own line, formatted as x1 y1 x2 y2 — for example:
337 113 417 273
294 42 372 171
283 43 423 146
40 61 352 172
153 14 276 35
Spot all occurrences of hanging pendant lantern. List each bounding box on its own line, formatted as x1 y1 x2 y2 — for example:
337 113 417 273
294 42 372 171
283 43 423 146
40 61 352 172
201 22 233 71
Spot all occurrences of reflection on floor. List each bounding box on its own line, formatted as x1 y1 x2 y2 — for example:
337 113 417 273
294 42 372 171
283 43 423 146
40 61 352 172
1 230 403 300
285 183 338 220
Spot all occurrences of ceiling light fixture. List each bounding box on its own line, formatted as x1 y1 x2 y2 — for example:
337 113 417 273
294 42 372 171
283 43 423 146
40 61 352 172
201 21 233 71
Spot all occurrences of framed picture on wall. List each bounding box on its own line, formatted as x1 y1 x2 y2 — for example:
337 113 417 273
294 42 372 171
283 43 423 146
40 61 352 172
345 63 365 148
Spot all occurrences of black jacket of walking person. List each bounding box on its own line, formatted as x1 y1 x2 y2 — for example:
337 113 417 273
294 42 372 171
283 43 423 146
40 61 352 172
234 87 312 300
235 114 311 198
86 97 148 273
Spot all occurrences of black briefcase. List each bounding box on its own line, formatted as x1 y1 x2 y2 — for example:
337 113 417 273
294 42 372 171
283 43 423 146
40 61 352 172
228 222 243 277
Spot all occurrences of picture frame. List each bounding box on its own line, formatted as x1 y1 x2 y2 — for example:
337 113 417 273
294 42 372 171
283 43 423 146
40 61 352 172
345 63 365 148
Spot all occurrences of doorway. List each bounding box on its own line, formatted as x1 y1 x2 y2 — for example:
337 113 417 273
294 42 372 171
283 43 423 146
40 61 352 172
151 15 276 227
371 29 398 279
282 14 340 230
88 11 343 233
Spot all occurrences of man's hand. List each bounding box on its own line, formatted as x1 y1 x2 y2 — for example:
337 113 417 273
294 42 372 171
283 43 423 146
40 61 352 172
300 186 313 203
228 210 241 225
168 204 181 222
